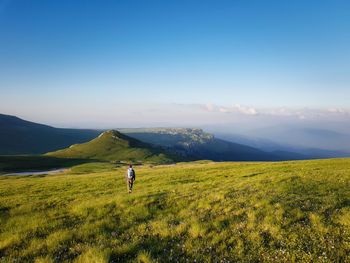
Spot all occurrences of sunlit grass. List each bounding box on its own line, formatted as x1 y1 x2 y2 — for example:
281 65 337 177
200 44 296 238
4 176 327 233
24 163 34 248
1 159 350 262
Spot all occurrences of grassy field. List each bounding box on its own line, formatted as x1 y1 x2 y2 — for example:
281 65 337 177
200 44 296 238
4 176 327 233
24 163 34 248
1 158 350 262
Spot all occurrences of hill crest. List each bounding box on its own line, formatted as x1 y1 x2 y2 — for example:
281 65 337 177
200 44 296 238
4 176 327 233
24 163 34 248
46 129 186 164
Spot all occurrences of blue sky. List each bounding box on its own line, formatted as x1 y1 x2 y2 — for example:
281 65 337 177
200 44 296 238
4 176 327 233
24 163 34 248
0 0 350 128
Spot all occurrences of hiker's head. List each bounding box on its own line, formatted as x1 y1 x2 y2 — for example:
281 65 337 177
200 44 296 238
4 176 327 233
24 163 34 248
129 165 132 168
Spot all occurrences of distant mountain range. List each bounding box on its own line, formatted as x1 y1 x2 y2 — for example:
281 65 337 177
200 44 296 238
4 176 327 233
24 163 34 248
0 113 314 161
214 130 350 159
247 126 350 152
121 128 307 161
0 114 101 154
46 130 186 164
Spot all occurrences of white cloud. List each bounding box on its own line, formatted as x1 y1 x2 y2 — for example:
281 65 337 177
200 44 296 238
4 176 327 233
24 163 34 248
204 104 258 115
205 103 218 112
328 108 346 114
234 104 258 115
200 103 350 120
219 108 229 113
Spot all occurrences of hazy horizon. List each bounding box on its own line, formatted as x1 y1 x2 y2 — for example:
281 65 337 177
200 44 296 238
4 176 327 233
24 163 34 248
2 104 350 135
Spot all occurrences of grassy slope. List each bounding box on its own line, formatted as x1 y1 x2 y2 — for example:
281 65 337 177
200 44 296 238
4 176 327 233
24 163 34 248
0 159 349 262
46 130 186 164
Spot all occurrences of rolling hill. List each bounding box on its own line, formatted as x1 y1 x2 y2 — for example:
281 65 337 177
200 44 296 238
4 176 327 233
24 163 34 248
0 113 101 154
0 114 306 161
46 130 187 164
121 128 307 161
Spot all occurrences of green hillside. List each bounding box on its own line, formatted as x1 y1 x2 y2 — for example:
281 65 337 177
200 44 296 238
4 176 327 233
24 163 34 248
46 130 186 164
1 158 350 262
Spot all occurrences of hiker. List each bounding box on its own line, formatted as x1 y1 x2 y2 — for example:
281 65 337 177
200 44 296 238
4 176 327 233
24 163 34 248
126 165 135 193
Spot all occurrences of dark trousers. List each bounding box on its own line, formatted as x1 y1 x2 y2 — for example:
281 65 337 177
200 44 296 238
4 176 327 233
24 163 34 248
127 179 134 192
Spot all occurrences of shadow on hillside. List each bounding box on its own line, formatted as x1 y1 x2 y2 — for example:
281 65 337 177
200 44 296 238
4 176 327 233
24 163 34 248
0 155 96 173
243 172 263 178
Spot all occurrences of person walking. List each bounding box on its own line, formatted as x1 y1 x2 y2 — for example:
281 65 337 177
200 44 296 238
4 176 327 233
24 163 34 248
126 165 135 193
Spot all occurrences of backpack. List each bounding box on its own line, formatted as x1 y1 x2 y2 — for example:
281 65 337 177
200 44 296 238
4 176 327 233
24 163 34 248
127 168 134 179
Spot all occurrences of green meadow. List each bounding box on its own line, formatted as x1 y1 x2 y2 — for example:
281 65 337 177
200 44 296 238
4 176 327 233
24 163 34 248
1 158 350 262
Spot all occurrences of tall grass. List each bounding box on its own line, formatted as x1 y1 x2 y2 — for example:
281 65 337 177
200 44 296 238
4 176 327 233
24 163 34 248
1 158 350 262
